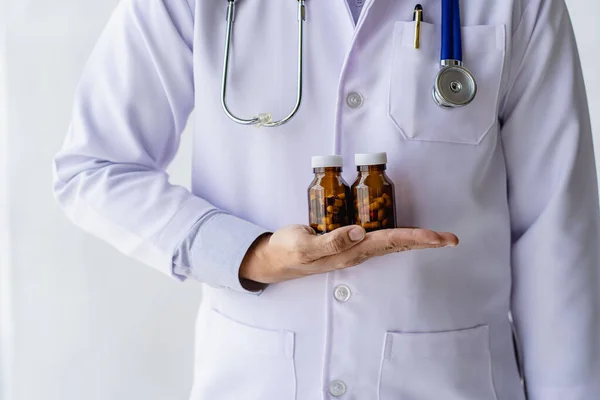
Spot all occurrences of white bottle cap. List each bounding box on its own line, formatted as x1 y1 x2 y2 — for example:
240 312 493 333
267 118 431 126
311 155 344 168
355 152 387 166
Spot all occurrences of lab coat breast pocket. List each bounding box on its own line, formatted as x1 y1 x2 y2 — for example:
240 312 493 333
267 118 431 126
378 325 498 400
192 309 296 400
389 22 506 145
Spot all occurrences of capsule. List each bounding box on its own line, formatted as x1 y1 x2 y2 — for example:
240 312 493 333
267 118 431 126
383 193 392 208
362 221 381 230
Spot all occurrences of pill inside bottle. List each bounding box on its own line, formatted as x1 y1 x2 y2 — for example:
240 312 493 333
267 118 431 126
308 155 351 235
351 152 397 232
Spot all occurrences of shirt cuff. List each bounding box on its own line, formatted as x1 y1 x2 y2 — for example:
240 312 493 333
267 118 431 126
173 211 271 294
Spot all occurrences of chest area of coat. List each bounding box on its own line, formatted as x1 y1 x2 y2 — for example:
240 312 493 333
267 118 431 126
194 0 512 92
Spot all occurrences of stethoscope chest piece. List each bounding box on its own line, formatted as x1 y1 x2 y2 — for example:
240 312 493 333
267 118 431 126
432 63 477 108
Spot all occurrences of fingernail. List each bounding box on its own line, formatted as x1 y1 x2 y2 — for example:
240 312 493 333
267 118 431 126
429 239 442 245
349 227 365 242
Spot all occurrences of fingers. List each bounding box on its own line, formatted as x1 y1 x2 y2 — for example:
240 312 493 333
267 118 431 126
369 228 449 252
304 225 367 260
437 231 459 247
356 228 443 250
390 228 458 249
376 227 459 247
394 228 458 248
324 228 458 270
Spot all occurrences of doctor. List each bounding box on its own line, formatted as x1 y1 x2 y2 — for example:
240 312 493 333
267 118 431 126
53 0 599 399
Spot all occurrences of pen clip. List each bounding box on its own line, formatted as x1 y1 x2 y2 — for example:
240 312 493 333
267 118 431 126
413 4 423 49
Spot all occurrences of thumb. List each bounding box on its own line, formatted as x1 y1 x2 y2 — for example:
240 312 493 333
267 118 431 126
308 225 366 259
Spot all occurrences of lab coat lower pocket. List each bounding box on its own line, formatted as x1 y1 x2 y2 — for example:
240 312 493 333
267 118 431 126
389 21 506 145
192 309 296 400
378 325 498 400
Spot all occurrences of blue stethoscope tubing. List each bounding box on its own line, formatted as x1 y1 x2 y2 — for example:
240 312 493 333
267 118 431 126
433 0 477 107
441 0 462 62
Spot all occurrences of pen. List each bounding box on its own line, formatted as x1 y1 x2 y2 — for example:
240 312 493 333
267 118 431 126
413 4 423 49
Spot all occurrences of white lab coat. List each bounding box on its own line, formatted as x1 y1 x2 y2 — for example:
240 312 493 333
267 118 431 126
53 0 600 399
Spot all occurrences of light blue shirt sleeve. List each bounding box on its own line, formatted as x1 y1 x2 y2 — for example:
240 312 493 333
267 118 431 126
172 211 271 293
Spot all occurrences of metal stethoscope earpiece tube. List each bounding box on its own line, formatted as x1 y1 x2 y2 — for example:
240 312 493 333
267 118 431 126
221 0 306 128
432 0 477 108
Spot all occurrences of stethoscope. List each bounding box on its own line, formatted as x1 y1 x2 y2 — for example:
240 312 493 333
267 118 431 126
221 0 306 127
220 0 476 127
432 0 477 108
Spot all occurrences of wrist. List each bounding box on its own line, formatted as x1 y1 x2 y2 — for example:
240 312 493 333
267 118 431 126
239 233 272 290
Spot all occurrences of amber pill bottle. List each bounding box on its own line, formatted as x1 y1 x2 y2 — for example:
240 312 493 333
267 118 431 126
351 152 397 232
308 156 351 235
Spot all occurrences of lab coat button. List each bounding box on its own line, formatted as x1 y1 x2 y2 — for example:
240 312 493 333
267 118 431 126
346 92 363 108
329 380 347 397
334 285 351 302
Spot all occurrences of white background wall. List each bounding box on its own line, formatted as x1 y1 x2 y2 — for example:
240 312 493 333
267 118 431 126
0 2 201 400
0 1 599 400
